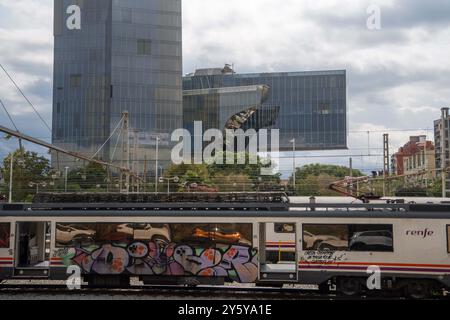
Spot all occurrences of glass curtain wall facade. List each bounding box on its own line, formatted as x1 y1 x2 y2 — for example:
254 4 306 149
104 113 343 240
183 69 347 151
183 85 270 133
183 85 272 159
52 0 182 171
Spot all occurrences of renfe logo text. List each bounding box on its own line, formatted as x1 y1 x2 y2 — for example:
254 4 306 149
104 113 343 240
406 229 434 239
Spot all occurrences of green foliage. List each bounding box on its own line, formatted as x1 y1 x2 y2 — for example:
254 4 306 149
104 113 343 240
395 187 428 197
163 163 213 192
208 151 281 187
394 179 443 198
163 152 281 192
211 173 252 192
0 148 51 202
67 162 108 190
290 164 365 196
67 184 83 192
294 164 364 180
429 180 441 197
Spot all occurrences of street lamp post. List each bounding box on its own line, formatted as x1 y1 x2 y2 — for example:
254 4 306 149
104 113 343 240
8 153 13 203
64 166 69 193
291 138 296 193
257 176 262 192
159 176 179 195
29 182 47 195
155 136 160 194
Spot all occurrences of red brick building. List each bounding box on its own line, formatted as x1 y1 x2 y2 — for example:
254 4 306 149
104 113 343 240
392 136 435 177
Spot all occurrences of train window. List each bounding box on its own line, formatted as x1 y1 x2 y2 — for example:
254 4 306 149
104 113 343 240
302 224 349 251
171 223 252 246
274 223 296 233
302 224 394 252
447 226 450 253
95 223 134 243
171 224 206 244
348 225 393 252
213 224 252 246
56 223 97 247
0 223 10 248
129 223 171 243
55 223 253 248
56 223 135 247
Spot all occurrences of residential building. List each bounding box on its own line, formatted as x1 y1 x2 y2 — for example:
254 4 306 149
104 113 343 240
434 108 450 196
392 136 435 179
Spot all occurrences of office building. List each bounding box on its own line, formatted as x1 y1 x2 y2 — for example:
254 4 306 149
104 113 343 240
52 0 182 172
183 65 347 151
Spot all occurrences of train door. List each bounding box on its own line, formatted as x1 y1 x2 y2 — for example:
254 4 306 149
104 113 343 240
0 222 13 278
14 222 51 278
257 222 298 283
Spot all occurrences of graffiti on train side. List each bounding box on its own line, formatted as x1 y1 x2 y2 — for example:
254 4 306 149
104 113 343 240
59 242 258 283
300 251 347 264
53 247 70 258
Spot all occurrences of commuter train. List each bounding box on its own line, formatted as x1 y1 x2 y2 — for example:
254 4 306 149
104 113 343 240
1 199 450 299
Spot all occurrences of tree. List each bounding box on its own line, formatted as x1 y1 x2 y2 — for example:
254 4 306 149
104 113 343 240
208 151 281 186
163 163 213 192
66 162 108 191
162 152 282 193
428 179 443 197
290 164 365 196
211 173 253 192
395 187 427 197
295 175 320 196
294 164 364 181
0 148 51 202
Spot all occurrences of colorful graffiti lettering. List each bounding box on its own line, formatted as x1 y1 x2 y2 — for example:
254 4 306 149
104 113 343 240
60 241 258 283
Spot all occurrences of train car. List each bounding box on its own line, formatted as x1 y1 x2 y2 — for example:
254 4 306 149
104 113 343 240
290 196 364 204
291 196 450 205
379 197 450 204
0 202 450 298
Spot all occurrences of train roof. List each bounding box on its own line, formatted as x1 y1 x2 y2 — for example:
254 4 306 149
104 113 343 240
32 192 290 204
1 202 450 219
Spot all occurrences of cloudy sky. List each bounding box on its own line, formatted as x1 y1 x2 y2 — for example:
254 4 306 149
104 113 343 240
1 0 450 176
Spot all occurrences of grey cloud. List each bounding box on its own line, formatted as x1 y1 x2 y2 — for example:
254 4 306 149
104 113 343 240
383 0 450 29
302 0 450 31
1 0 450 166
24 78 52 102
348 67 442 94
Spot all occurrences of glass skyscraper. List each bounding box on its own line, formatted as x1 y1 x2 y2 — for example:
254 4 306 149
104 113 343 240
183 67 347 151
52 0 182 170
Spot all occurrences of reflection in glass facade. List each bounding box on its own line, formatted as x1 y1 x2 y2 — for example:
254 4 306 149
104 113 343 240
52 0 182 170
183 68 347 151
183 85 272 134
183 85 279 155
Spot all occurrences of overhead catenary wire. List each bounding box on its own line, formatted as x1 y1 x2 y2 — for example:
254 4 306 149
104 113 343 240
0 63 51 132
90 115 125 160
0 98 19 132
0 97 23 150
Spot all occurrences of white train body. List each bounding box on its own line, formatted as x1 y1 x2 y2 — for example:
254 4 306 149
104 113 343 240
0 202 449 296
